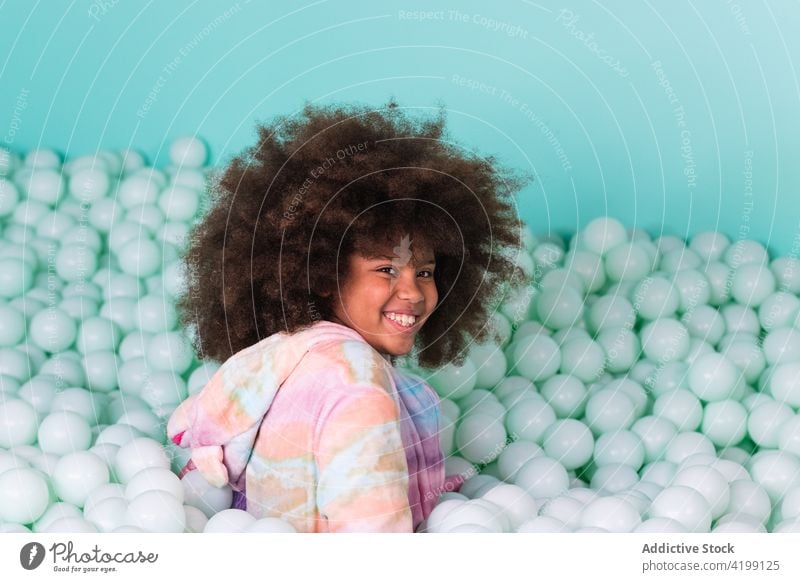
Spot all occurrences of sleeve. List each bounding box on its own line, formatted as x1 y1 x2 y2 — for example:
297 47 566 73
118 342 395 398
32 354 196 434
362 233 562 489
315 388 413 533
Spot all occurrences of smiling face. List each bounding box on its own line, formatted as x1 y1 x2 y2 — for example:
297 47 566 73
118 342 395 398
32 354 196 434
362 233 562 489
324 235 438 359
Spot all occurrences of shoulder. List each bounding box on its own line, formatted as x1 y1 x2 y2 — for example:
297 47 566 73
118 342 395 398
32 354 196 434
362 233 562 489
308 337 395 396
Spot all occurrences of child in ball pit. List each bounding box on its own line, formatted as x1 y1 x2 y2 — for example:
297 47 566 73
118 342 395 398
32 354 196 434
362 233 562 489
167 99 528 532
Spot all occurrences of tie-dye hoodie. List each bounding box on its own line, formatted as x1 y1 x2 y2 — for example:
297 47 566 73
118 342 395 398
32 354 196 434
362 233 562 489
167 320 445 532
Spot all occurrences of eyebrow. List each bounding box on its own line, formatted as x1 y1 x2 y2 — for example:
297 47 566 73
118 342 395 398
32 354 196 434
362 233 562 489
370 254 436 265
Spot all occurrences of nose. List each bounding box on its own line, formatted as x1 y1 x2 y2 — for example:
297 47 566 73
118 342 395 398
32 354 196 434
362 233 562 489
393 267 424 303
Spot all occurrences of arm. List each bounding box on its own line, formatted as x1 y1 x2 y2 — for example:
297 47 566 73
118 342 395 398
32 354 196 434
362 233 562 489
315 388 413 532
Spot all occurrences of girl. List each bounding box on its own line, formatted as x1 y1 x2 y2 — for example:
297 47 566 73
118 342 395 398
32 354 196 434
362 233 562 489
167 99 528 532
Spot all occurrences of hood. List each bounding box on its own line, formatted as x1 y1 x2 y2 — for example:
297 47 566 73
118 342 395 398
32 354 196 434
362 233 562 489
167 320 371 489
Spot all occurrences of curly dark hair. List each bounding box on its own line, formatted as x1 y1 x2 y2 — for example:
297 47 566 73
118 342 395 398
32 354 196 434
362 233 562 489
178 98 530 369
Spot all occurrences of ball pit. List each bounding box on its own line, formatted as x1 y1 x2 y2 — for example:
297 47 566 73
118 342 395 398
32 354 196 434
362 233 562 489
421 214 800 533
3 141 800 534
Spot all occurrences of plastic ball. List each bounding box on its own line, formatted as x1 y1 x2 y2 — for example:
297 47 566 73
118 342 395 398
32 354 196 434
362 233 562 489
539 374 587 418
169 136 208 167
427 358 477 400
640 318 690 363
672 465 730 519
687 352 741 402
0 398 38 448
581 217 628 255
604 243 652 282
0 468 51 524
513 333 561 382
37 411 92 455
114 437 171 483
589 463 639 493
504 398 556 444
55 244 98 282
593 430 644 469
53 451 110 507
514 457 569 499
455 413 507 465
579 496 641 532
664 432 715 464
536 286 583 330
125 490 185 532
653 389 702 432
672 269 712 311
82 350 121 392
479 483 538 529
181 469 234 518
117 237 161 278
727 480 771 524
204 508 257 533
0 178 21 216
731 263 775 307
467 343 508 390
29 307 78 353
125 467 184 503
596 327 640 374
0 258 34 298
701 400 748 447
558 338 605 383
748 451 800 503
496 441 544 482
647 485 711 532
85 497 129 532
632 275 679 320
689 231 730 262
541 419 594 470
584 389 636 435
747 400 793 448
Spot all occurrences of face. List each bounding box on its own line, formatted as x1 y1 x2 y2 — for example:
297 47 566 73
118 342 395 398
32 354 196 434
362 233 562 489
324 238 438 359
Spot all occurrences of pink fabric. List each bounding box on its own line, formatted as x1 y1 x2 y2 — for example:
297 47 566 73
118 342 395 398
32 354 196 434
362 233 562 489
168 320 445 532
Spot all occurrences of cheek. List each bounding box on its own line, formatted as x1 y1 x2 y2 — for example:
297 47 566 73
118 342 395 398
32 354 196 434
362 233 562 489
425 285 438 309
358 278 390 307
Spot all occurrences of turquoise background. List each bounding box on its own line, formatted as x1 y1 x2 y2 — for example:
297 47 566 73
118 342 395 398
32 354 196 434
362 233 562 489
1 0 798 252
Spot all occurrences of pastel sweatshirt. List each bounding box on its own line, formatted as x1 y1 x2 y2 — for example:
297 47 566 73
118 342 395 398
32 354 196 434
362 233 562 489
167 320 445 532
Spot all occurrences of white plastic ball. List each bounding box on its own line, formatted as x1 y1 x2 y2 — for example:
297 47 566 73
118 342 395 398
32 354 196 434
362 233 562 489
647 485 711 532
169 136 208 167
0 468 51 524
514 456 569 499
125 490 185 532
125 467 184 503
114 437 171 483
37 411 92 455
579 496 641 532
203 508 257 533
53 451 110 507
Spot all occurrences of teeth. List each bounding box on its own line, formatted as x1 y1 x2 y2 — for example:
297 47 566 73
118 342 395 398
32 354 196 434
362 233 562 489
386 312 416 326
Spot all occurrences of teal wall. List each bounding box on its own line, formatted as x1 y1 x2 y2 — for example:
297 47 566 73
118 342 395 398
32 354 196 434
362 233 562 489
1 0 799 253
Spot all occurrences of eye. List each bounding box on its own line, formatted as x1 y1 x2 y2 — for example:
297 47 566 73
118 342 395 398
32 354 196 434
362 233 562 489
377 267 435 278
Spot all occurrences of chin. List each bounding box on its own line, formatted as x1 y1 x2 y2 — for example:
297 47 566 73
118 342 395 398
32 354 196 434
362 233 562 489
384 344 413 357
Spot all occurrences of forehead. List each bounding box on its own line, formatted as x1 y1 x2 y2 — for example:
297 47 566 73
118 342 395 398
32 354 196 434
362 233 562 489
357 235 436 264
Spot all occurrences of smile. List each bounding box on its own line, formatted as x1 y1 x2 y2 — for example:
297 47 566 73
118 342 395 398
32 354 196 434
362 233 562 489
383 312 417 333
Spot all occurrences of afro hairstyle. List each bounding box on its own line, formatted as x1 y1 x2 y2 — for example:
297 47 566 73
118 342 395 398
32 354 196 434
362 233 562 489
178 98 530 369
